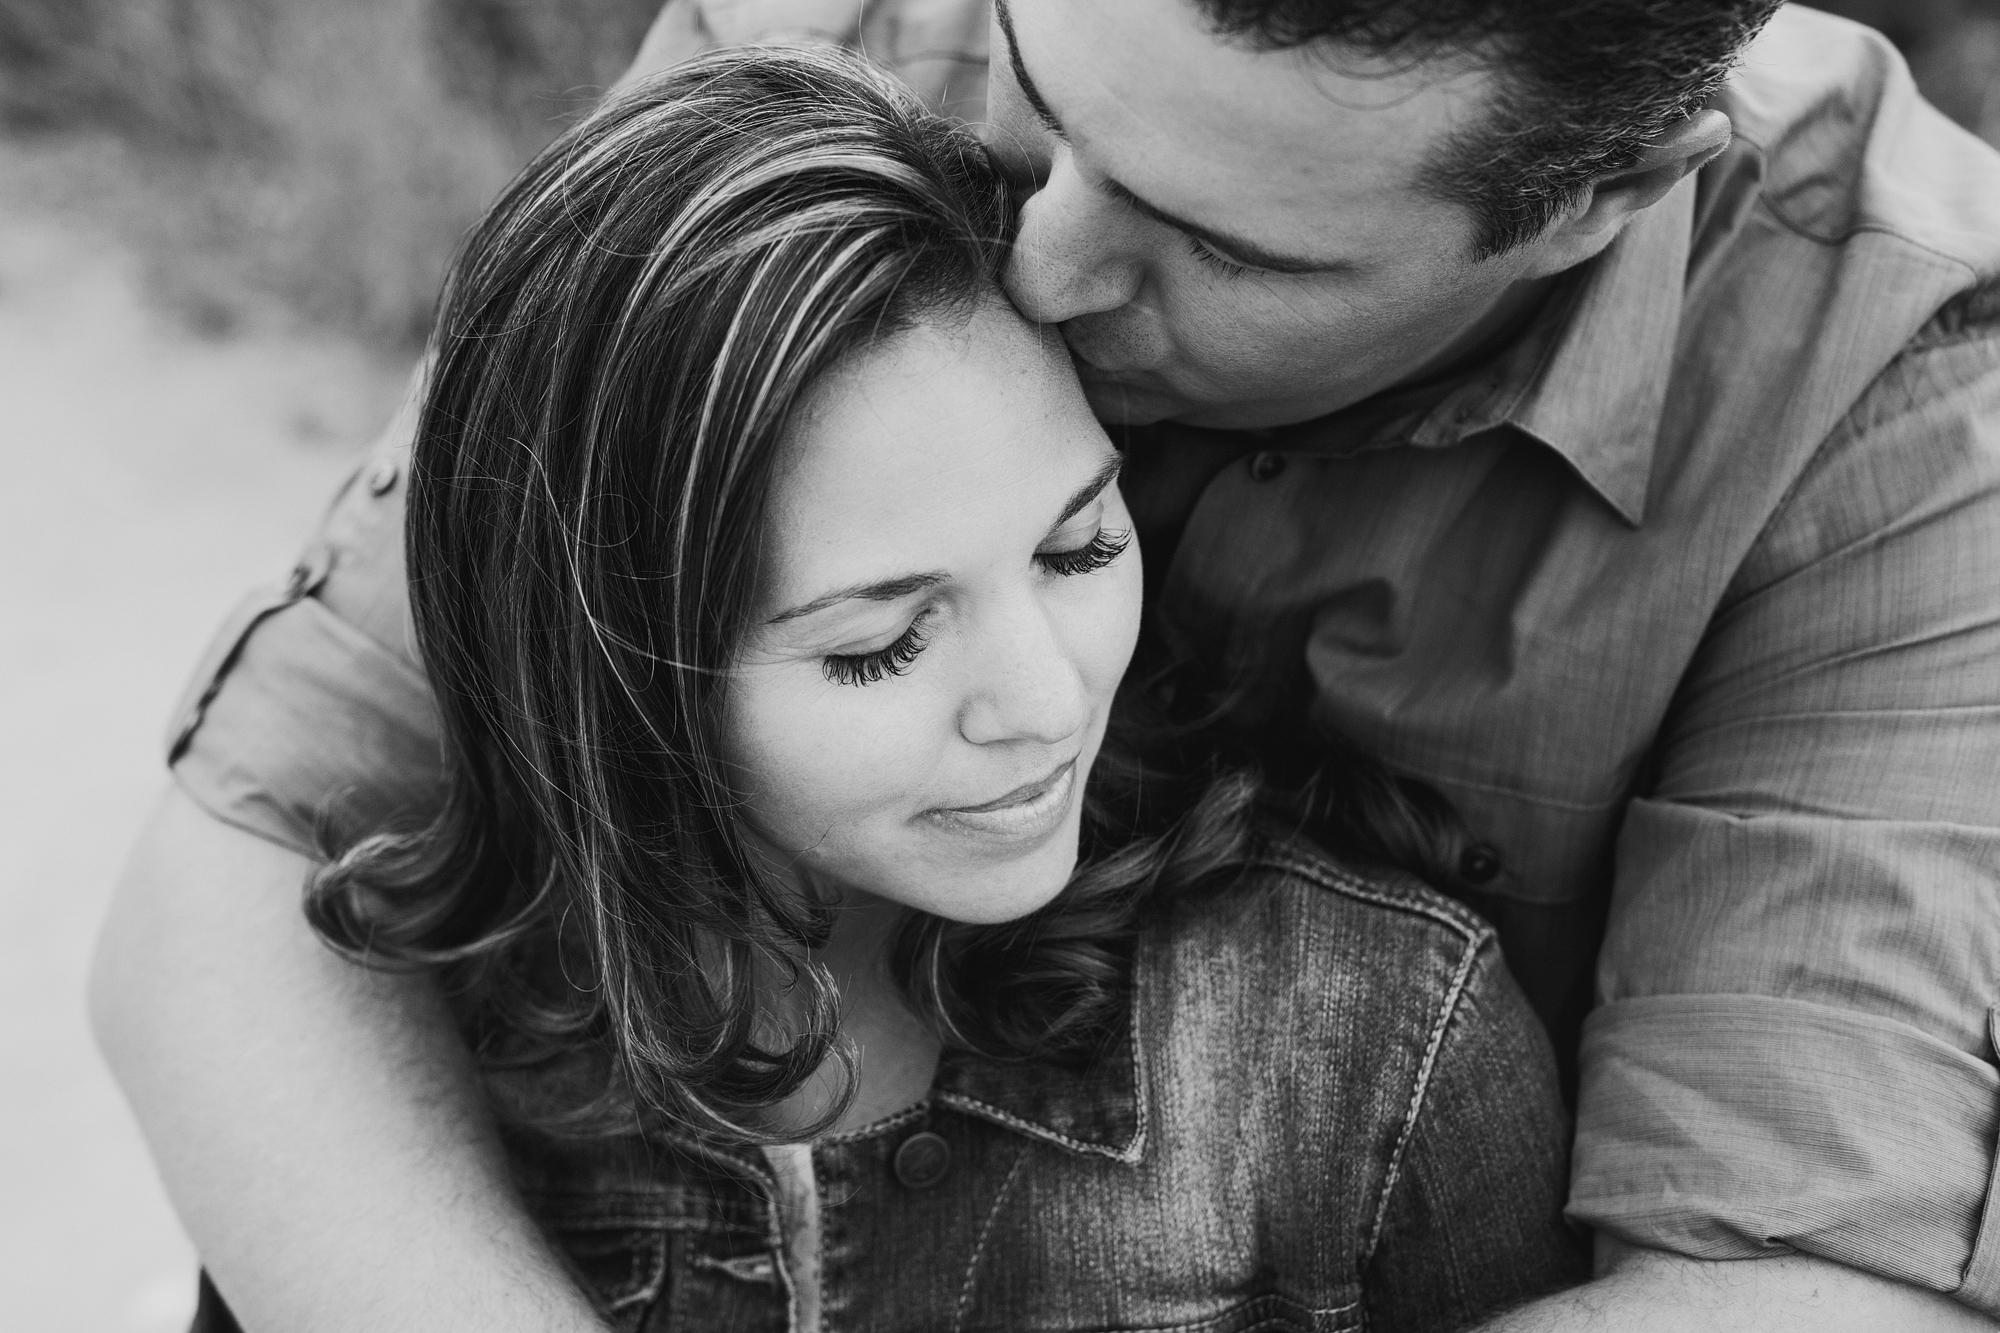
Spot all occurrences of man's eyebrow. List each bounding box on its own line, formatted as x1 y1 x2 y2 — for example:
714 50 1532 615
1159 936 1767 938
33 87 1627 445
992 0 1343 278
767 572 948 626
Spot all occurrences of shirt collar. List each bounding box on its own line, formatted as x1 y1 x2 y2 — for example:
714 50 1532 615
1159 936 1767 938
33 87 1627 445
1415 177 1695 525
1510 175 1693 524
1247 174 1695 527
931 1012 1148 1164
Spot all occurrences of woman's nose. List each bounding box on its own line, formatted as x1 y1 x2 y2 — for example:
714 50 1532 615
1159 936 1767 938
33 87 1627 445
1003 154 1144 326
957 597 1090 748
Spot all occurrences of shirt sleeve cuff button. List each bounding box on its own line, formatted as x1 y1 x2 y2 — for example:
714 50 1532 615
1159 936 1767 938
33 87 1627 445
1248 451 1288 482
1458 843 1503 886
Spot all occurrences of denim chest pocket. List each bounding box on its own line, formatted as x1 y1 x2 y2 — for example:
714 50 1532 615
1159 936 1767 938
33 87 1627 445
546 1216 672 1333
532 1191 774 1333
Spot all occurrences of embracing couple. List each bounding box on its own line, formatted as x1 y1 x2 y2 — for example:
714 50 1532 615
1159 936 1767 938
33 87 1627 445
94 1 2000 1331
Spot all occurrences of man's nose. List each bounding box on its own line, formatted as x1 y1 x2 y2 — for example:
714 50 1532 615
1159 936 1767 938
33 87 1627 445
957 594 1089 749
1003 153 1144 326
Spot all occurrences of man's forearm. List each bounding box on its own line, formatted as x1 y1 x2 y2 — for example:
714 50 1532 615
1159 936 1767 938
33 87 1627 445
1477 1237 1993 1332
91 786 610 1333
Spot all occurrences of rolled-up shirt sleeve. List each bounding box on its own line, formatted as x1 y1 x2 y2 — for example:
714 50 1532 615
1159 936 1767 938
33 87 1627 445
1570 299 2000 1309
165 415 443 858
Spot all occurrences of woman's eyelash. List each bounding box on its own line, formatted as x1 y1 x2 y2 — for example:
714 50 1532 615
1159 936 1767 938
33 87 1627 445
1036 528 1131 577
1186 235 1254 279
818 532 1127 686
823 609 933 687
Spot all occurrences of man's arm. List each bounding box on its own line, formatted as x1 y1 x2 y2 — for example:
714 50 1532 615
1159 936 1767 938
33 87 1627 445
1515 291 2000 1325
91 786 609 1333
1477 1239 1993 1331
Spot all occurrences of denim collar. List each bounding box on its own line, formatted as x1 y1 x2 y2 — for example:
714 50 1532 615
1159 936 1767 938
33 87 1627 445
641 1005 1150 1168
930 1014 1148 1165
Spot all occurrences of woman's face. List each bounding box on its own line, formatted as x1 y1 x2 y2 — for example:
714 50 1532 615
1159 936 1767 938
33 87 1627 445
726 297 1142 925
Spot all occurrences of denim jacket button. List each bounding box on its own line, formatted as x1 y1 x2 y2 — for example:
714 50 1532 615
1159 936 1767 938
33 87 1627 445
893 1131 951 1189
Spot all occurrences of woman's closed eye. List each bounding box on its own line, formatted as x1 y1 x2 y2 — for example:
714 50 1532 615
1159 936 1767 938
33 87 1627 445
820 525 1130 687
1035 526 1130 577
823 607 936 687
1035 494 1131 580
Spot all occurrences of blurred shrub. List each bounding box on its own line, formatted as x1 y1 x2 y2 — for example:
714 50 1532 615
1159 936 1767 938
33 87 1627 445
0 0 658 348
1 1 1995 350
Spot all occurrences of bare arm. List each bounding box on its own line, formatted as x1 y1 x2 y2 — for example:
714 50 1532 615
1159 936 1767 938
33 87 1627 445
91 786 610 1332
1475 1238 1995 1332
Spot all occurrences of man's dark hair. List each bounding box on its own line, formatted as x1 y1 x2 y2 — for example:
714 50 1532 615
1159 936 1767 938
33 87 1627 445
1196 0 1784 257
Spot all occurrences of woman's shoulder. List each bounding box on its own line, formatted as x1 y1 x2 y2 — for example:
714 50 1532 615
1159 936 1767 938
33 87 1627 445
1132 833 1558 1268
1137 832 1539 1124
1253 834 1491 939
1147 832 1500 1005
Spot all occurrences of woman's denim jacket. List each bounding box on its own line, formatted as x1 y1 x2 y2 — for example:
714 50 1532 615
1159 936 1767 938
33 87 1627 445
508 842 1587 1333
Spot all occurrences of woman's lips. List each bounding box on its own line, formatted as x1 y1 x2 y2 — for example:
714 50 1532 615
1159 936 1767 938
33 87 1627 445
923 758 1078 843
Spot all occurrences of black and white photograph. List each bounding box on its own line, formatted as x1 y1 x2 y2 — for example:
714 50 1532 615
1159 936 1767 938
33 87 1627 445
6 1 2000 1329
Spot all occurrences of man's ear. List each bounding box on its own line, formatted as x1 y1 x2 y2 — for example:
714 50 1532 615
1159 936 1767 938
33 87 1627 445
1525 109 1732 274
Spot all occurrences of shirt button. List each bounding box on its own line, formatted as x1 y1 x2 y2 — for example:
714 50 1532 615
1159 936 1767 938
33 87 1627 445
1459 843 1503 886
365 458 400 496
893 1131 951 1190
1247 451 1288 482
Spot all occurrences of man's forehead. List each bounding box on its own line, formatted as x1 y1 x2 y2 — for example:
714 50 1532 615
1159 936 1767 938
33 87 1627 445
998 0 1489 248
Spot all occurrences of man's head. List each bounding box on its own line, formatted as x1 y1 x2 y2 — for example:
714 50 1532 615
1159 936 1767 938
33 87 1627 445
989 0 1781 428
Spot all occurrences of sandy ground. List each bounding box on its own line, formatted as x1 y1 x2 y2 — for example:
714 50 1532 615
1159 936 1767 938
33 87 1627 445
0 201 405 1331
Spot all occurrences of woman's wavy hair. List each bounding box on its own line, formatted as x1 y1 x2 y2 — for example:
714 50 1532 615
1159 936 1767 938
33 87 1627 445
308 44 1470 1143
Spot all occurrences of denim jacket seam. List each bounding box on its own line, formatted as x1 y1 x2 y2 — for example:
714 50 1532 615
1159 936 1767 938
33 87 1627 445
1246 847 1497 1273
1253 848 1494 949
817 1102 929 1147
950 1143 1030 1333
524 1202 760 1235
933 1005 1149 1162
1120 1292 1363 1332
928 980 1152 1160
932 1093 1147 1162
1360 931 1488 1271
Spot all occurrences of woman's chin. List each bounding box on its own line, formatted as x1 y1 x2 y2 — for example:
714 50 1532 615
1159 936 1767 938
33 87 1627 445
885 817 1084 926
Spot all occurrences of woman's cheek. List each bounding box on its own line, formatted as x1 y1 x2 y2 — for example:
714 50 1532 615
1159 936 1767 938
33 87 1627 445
727 663 944 858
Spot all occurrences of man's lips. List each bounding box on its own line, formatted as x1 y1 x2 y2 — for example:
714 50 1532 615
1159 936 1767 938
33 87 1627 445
1059 317 1160 378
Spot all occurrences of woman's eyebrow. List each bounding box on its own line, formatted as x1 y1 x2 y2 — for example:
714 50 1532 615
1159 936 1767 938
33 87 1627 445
767 571 948 626
1046 454 1124 540
766 455 1123 627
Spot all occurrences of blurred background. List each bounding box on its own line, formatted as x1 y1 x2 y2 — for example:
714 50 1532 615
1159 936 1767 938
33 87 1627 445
0 1 1994 1329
